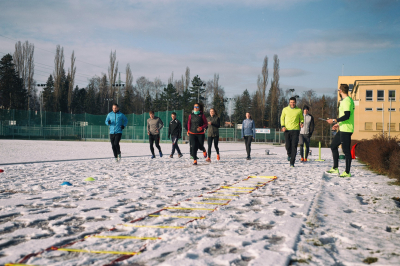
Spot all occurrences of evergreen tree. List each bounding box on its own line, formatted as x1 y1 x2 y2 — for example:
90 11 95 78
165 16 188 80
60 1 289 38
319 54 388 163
189 75 206 104
121 86 134 114
144 91 152 112
211 91 226 126
42 75 55 111
85 84 97 114
161 83 179 111
59 70 69 113
0 54 27 110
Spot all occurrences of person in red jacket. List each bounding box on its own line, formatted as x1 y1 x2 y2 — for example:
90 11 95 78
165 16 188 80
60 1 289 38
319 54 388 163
187 103 208 165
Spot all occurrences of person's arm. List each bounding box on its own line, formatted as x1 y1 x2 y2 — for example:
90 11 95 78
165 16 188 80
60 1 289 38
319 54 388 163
187 115 191 133
280 109 286 131
213 117 220 128
328 98 351 124
309 115 315 137
299 110 304 128
252 120 256 139
158 118 164 131
147 119 150 134
178 120 182 139
105 114 110 125
241 120 244 138
123 114 128 127
168 121 171 138
200 114 208 131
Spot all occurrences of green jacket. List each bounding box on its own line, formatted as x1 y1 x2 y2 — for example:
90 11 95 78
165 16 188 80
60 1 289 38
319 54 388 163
207 116 220 137
280 106 304 130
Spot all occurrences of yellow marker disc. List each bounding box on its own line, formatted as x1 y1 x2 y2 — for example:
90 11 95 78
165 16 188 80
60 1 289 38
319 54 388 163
123 224 184 229
56 248 140 255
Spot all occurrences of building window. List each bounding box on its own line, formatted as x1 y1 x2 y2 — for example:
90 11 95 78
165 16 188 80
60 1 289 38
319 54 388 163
377 90 384 101
366 90 373 101
365 108 373 111
365 122 373 130
376 108 383 111
387 123 395 131
388 90 396 101
349 84 354 92
388 108 396 112
376 123 383 131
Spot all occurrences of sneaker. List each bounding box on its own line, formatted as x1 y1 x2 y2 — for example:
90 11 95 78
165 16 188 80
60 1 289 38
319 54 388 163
190 156 193 159
287 156 291 161
246 157 251 160
159 152 163 157
115 157 118 162
300 158 304 162
304 158 307 162
117 153 121 162
339 171 351 178
169 154 173 158
217 154 220 161
290 164 295 167
193 160 197 165
203 151 207 158
178 154 183 158
326 168 339 174
151 155 156 159
206 158 211 162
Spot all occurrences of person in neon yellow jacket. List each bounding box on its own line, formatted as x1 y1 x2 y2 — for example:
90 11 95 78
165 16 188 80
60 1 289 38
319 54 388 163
280 97 304 167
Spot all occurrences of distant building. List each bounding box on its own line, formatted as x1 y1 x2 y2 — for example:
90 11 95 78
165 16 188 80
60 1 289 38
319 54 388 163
337 76 400 140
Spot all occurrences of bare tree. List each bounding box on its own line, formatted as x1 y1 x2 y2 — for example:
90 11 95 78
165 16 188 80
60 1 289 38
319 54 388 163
53 45 65 108
168 72 174 85
108 50 118 99
257 56 268 127
270 54 280 127
185 66 190 91
13 41 35 109
68 50 76 112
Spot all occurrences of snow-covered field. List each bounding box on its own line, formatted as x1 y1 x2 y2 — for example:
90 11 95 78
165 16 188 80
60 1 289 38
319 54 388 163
0 140 399 266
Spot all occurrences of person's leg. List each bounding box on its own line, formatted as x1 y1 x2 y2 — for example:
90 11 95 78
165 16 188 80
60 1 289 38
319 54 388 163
149 134 155 156
285 131 291 157
341 132 353 173
214 137 219 155
201 134 206 152
248 136 252 157
190 134 197 159
304 136 310 160
330 132 341 169
171 136 176 155
110 134 117 158
175 137 182 155
244 136 249 157
207 137 212 158
154 135 162 153
290 130 299 165
299 134 304 159
115 133 122 156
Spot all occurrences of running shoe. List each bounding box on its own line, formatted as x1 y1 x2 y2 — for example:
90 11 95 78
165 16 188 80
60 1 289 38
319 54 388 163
203 151 207 158
290 164 295 167
117 153 121 162
339 171 351 178
246 156 251 160
193 160 197 165
304 158 307 162
300 158 304 162
159 152 163 157
115 157 118 162
190 156 193 159
206 158 211 162
326 168 339 174
287 156 291 161
169 154 173 158
178 154 183 158
217 154 220 161
151 155 156 159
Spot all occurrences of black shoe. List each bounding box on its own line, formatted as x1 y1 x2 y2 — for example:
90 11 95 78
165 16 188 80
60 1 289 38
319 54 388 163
178 154 183 158
169 154 173 158
287 156 291 161
246 156 251 160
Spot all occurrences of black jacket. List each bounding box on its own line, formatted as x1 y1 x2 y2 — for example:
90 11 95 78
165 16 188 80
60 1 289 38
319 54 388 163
168 119 182 139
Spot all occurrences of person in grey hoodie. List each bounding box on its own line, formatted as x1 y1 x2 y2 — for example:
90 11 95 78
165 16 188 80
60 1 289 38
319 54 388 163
241 112 256 160
206 108 220 162
299 105 314 162
147 111 164 159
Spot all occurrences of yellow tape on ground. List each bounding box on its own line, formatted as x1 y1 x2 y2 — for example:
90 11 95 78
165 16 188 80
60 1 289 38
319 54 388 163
191 202 228 205
221 186 255 190
149 215 205 219
86 235 159 240
55 248 139 255
248 176 277 179
202 198 232 201
123 224 184 229
218 190 249 193
5 264 39 266
167 207 214 211
212 194 240 196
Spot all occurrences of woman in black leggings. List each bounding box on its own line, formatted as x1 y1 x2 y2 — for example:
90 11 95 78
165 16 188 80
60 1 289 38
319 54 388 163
206 108 220 162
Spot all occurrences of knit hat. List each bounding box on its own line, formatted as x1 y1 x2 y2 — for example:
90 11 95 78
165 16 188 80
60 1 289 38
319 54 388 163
303 105 309 111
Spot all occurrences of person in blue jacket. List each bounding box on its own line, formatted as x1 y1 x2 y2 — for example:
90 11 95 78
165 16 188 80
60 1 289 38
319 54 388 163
241 112 256 160
105 104 128 162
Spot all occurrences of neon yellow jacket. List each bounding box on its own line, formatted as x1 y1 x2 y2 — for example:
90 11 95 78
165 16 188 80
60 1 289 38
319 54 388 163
280 106 304 130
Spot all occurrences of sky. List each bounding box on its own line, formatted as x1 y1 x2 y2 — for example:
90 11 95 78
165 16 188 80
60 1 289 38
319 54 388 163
0 0 399 98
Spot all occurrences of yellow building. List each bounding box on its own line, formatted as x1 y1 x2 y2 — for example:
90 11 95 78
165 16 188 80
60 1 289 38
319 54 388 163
337 76 400 140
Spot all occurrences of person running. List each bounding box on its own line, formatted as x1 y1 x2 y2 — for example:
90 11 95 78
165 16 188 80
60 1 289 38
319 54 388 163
187 103 208 165
299 105 314 162
241 112 255 160
280 97 304 167
168 112 183 158
326 84 355 177
206 108 220 162
105 103 128 162
147 111 164 159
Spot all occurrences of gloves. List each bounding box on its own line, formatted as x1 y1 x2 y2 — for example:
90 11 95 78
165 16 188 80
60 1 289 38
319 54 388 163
121 125 125 130
308 133 312 138
108 120 111 125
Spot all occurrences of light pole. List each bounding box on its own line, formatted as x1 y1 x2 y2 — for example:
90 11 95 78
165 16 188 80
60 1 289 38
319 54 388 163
105 98 114 112
289 89 295 97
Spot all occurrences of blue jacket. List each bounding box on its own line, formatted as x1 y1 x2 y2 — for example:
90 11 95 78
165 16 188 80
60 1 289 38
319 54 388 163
241 119 255 139
105 111 128 134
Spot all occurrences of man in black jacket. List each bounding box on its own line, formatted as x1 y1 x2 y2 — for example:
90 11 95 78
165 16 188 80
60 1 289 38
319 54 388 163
168 112 183 158
299 105 314 162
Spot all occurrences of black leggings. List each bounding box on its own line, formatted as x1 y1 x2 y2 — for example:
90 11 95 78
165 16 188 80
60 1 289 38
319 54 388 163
331 131 353 173
284 130 300 165
110 133 122 158
244 136 252 158
149 134 162 155
190 134 205 159
207 137 219 157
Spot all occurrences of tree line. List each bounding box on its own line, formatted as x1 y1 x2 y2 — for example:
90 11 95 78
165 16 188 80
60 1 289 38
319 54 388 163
0 40 336 135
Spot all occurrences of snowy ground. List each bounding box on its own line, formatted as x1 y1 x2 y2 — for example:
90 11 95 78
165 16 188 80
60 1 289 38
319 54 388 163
0 140 399 266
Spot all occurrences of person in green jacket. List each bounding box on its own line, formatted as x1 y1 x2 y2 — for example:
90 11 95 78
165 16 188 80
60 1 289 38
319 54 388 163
206 108 220 162
280 97 304 167
326 84 355 177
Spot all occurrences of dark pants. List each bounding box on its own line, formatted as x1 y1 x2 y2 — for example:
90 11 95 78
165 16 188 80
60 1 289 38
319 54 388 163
171 136 182 155
244 136 252 158
190 134 205 160
207 137 219 158
110 133 122 158
331 131 353 173
285 130 300 165
189 135 206 156
299 134 310 159
149 134 162 156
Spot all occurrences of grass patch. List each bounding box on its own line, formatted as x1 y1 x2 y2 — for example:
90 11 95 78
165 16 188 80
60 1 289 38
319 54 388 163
363 257 378 264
